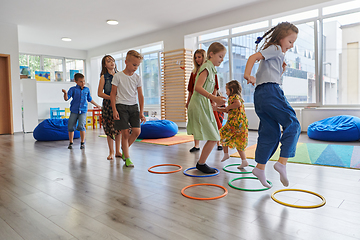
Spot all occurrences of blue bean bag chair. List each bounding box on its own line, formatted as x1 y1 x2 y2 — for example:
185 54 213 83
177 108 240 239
307 115 360 142
138 120 178 139
33 119 80 141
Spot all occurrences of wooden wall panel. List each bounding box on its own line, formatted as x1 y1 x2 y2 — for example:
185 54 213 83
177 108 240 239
161 49 192 122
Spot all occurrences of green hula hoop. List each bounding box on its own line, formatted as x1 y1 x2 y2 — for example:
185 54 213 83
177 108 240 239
223 164 255 174
228 176 272 191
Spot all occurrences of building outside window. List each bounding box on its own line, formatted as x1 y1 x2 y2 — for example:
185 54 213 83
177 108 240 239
195 0 360 106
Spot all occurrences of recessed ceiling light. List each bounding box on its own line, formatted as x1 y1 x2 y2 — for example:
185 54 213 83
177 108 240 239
61 37 72 42
107 20 118 25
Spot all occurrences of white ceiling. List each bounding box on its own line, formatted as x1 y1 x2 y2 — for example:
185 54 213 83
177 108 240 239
0 0 261 51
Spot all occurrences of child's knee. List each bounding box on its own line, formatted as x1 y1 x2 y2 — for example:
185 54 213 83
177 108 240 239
131 128 141 137
121 129 130 137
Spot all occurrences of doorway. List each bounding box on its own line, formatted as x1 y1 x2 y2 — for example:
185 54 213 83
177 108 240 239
0 54 14 134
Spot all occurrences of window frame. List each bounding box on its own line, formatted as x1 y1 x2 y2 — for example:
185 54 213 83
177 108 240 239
194 1 360 108
19 53 86 82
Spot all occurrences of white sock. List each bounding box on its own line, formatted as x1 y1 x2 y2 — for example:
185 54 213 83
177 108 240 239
274 162 289 187
237 159 249 169
252 168 271 188
221 153 230 162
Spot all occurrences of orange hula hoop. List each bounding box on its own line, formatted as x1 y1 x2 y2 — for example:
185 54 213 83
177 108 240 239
181 183 228 200
148 164 182 174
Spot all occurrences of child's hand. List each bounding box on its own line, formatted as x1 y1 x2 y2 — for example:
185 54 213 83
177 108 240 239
282 61 287 73
246 76 256 86
214 96 226 106
62 89 67 94
217 107 227 112
113 110 120 120
212 105 218 111
140 114 146 123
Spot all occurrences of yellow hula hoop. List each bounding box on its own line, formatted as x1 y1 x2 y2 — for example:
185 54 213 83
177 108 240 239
271 189 326 209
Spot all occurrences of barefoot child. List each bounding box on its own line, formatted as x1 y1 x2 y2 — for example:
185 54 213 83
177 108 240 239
97 55 121 160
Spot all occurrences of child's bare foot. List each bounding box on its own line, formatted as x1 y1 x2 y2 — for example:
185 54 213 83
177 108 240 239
237 160 249 169
115 152 123 158
221 153 230 162
107 154 114 160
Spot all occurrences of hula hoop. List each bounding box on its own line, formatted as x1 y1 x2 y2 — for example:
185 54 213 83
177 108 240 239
183 167 219 177
148 164 182 174
181 183 228 200
228 176 272 191
271 189 326 208
223 164 255 174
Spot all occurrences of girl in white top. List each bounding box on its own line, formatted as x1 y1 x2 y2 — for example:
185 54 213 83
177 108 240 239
244 22 301 188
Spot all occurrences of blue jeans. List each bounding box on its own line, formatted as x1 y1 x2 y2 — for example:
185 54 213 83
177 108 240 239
68 112 87 132
254 83 301 164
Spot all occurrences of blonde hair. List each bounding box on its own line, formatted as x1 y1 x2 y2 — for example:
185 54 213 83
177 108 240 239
193 49 206 74
226 80 243 101
256 22 298 52
207 42 226 60
126 50 143 61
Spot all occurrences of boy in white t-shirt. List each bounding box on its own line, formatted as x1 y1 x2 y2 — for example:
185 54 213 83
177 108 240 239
110 50 146 167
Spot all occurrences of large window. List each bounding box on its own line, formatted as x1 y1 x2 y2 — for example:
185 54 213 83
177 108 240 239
19 54 85 82
194 0 360 106
142 52 160 105
66 59 85 81
44 57 63 81
322 8 360 105
282 22 316 103
19 54 40 79
231 32 263 103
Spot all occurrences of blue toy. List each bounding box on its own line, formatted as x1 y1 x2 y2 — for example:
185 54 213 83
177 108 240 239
33 119 80 141
138 120 178 139
307 115 360 142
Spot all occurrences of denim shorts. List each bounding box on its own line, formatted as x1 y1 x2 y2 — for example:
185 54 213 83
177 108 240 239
68 112 87 132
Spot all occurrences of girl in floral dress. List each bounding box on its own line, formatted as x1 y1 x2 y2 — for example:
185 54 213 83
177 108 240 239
217 80 249 169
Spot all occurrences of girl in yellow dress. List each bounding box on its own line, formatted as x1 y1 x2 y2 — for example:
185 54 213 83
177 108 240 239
217 80 249 169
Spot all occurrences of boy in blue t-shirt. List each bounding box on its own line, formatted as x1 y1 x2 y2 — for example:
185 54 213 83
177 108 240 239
62 73 101 149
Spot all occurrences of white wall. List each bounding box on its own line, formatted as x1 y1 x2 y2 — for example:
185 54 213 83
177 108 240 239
19 42 87 59
0 22 22 132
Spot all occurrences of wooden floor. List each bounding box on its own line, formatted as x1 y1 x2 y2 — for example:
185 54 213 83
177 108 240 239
0 129 360 240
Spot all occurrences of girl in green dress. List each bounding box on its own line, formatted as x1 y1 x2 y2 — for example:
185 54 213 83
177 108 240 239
187 42 227 173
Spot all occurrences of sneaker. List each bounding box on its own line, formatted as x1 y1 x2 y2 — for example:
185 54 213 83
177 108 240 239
217 146 223 150
189 147 200 152
68 143 73 149
196 162 216 173
80 142 85 149
125 158 134 167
